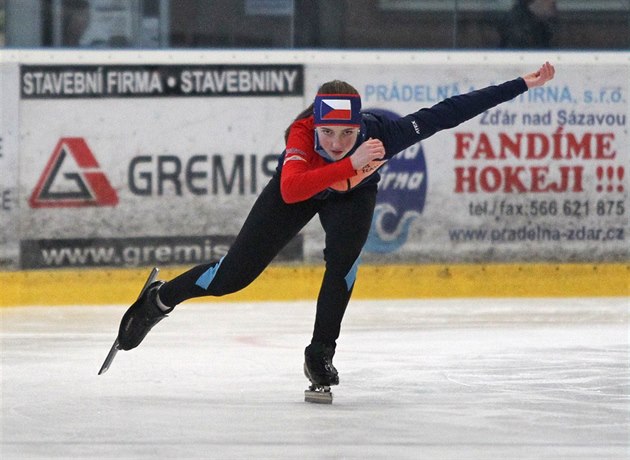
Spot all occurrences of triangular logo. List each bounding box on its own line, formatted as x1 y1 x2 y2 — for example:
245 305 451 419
29 138 119 208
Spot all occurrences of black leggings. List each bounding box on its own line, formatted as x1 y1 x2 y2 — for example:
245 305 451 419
159 174 377 346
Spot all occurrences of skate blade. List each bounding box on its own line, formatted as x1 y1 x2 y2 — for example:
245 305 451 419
97 267 159 375
304 386 333 404
98 339 120 375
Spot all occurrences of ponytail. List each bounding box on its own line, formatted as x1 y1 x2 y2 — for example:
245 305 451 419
284 104 314 143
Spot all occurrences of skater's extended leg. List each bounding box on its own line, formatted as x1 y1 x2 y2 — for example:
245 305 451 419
117 176 317 351
159 176 318 306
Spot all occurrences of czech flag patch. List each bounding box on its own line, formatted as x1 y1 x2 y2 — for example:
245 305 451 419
320 99 352 120
314 94 361 126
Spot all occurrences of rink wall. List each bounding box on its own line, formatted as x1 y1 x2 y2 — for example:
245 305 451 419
1 263 628 306
1 50 629 306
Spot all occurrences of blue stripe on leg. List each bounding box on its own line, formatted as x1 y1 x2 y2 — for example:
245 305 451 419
195 256 225 290
344 256 361 291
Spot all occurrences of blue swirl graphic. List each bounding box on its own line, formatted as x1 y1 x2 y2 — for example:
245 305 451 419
363 108 428 254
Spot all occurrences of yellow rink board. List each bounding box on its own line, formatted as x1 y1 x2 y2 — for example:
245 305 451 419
1 263 628 307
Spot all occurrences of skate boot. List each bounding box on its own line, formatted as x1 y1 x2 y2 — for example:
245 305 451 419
117 280 170 351
99 268 168 375
304 342 338 404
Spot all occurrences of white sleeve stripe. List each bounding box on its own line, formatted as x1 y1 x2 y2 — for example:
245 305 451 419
284 155 307 164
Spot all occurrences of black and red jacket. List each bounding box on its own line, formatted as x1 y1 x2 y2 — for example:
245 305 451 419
278 77 528 204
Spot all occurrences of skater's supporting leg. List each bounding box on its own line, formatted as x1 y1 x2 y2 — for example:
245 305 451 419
303 184 376 387
312 184 377 346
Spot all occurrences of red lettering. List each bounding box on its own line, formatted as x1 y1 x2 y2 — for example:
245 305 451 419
472 133 496 160
454 165 584 194
503 166 527 192
454 132 474 160
594 133 616 159
498 133 522 159
525 133 549 160
530 166 550 192
479 166 501 192
454 166 477 193
456 130 616 161
565 132 592 159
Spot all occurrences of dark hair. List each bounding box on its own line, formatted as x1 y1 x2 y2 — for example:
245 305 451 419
284 80 359 143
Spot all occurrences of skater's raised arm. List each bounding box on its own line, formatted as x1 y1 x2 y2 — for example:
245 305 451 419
366 62 556 157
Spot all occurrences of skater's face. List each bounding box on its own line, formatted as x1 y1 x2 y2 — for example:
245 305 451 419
315 126 359 161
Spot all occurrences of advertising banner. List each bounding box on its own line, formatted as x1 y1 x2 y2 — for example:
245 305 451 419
306 57 629 263
0 61 19 269
9 51 630 269
18 61 305 269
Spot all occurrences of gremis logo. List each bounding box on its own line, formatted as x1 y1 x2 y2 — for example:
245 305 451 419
29 138 118 208
364 109 427 253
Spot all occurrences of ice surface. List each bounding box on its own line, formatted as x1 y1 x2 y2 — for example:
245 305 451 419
1 297 628 459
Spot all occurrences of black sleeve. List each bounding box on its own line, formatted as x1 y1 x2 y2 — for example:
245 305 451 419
370 77 528 158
